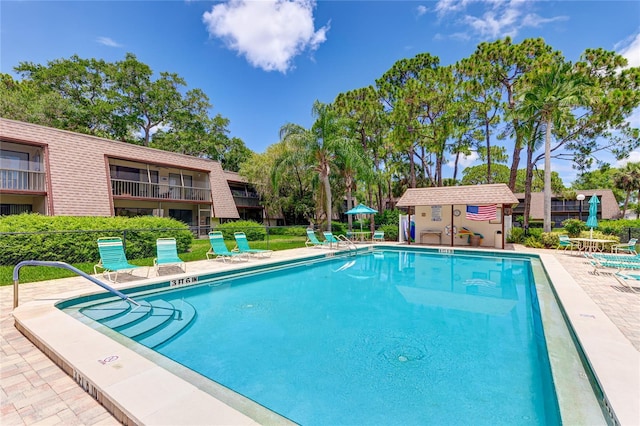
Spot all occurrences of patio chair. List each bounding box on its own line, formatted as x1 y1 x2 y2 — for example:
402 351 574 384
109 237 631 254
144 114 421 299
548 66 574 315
372 230 385 242
154 238 186 275
206 231 249 263
557 235 577 252
611 238 638 255
306 230 329 248
94 237 147 282
233 232 272 258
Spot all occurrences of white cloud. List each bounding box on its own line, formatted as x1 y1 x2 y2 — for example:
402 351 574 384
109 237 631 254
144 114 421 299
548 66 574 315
432 0 567 40
202 0 329 73
447 151 479 169
434 0 473 18
96 37 122 48
628 108 640 128
616 150 640 168
616 31 640 68
416 5 428 17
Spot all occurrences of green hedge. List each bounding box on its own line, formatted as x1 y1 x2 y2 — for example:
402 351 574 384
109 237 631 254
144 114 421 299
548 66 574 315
215 220 266 241
266 226 309 237
0 214 193 266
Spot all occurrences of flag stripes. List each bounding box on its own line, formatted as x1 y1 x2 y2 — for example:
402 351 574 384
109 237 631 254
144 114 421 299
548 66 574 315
466 205 497 221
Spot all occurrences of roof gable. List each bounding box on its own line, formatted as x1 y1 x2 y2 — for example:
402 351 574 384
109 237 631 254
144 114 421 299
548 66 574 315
396 184 518 207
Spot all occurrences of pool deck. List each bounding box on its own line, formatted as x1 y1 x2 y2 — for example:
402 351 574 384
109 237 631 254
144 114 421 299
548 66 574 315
1 243 639 425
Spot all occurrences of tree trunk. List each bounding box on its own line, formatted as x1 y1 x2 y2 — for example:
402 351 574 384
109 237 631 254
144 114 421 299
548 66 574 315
523 145 535 231
543 118 552 233
322 168 332 232
508 131 522 191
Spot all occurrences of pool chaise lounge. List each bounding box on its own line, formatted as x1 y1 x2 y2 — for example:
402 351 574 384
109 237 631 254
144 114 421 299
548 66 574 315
207 231 249 263
233 232 273 258
154 237 186 275
94 237 148 282
613 271 640 293
305 230 329 248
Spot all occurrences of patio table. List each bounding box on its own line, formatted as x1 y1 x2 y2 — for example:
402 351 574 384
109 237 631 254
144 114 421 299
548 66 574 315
569 238 617 253
350 231 371 242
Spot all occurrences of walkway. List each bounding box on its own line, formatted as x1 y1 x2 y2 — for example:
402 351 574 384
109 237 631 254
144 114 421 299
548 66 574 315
1 245 638 424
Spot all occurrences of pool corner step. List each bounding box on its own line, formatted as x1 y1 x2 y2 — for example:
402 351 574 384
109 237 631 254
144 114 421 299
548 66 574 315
136 300 197 349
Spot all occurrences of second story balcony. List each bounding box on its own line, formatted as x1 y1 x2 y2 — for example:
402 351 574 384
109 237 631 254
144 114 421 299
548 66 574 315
0 168 46 192
230 189 261 207
111 179 211 202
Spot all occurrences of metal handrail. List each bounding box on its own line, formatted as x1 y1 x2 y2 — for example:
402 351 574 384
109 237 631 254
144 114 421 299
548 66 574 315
13 260 139 309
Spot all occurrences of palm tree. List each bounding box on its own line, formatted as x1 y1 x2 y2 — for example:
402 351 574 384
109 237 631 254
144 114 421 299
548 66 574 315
279 101 346 232
517 62 591 232
613 162 640 217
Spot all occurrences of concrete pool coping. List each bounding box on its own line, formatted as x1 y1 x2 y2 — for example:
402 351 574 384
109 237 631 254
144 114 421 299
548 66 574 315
5 244 640 425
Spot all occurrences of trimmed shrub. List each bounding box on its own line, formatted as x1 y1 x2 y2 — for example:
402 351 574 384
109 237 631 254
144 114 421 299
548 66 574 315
0 213 193 266
541 232 561 248
561 219 584 237
507 227 524 243
330 221 347 235
282 226 309 237
523 236 545 248
374 208 401 226
215 220 266 241
267 226 308 237
379 224 398 241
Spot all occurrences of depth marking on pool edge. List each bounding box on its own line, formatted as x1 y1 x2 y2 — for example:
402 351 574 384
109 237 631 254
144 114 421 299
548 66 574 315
170 276 199 287
73 370 99 400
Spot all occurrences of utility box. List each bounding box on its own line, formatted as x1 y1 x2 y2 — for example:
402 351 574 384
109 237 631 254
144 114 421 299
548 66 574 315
495 230 503 249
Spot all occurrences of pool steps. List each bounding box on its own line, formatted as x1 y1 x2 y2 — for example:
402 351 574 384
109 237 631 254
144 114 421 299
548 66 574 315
80 299 196 349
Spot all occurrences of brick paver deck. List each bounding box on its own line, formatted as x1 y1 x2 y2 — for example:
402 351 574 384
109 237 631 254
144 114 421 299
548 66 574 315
1 245 638 424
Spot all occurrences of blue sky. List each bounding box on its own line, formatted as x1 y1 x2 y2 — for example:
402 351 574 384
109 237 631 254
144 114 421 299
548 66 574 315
2 0 639 185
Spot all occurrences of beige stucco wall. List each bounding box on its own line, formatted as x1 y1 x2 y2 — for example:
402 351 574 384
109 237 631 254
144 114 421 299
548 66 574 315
413 204 504 248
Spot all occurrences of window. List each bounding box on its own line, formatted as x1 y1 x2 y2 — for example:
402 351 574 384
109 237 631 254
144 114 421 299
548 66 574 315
0 204 32 215
0 150 29 190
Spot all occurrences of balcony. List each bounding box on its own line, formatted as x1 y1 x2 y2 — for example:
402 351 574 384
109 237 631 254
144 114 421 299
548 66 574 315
0 169 46 192
230 190 261 207
111 179 211 202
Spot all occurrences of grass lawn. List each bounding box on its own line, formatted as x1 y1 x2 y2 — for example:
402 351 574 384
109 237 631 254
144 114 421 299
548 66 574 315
1 235 307 286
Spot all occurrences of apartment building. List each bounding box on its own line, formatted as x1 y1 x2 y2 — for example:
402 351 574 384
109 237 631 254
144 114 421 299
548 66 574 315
512 190 620 227
0 118 241 230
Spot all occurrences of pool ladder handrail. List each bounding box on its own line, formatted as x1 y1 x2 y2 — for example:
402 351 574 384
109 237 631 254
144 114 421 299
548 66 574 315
336 234 358 252
13 260 140 309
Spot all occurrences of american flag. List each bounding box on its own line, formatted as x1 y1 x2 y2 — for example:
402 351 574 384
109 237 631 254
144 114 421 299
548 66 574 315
466 205 497 221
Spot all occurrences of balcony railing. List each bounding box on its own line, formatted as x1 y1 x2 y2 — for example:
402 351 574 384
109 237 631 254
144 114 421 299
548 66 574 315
232 195 262 207
0 169 46 192
111 179 211 202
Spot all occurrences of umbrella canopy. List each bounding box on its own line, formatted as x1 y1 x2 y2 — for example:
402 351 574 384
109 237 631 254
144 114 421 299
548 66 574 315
586 195 599 238
345 204 378 215
345 204 378 232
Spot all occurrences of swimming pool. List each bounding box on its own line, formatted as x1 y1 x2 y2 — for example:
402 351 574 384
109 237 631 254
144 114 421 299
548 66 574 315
56 248 607 425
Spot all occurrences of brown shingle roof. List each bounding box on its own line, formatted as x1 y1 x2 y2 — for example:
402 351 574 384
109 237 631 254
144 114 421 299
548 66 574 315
396 183 519 207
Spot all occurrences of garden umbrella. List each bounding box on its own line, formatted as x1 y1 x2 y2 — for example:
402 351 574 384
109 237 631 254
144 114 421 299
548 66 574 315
586 195 599 239
345 204 378 232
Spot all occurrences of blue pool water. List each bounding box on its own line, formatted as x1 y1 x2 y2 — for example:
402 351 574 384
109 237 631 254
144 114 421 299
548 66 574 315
75 250 561 425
